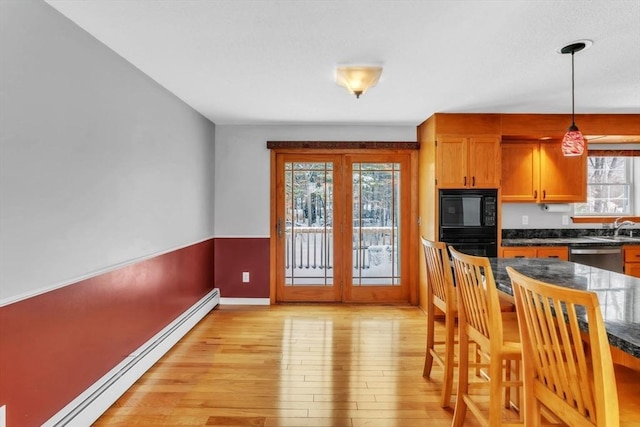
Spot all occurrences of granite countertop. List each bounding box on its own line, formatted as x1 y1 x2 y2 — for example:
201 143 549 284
501 228 640 247
501 236 640 247
489 258 640 359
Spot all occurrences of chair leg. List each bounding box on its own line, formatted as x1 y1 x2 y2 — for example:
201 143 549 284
440 313 455 408
475 343 483 377
423 306 435 377
489 353 504 426
505 359 512 409
509 359 521 412
522 375 541 427
452 330 470 427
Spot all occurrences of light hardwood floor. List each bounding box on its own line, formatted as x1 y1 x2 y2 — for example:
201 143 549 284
94 304 487 427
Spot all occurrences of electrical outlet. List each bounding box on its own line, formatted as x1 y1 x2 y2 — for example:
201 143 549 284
522 215 529 225
242 272 250 283
562 215 569 225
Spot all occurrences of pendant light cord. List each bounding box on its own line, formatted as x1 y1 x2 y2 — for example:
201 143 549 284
571 50 576 127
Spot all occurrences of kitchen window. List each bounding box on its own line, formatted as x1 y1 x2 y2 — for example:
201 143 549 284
574 156 634 216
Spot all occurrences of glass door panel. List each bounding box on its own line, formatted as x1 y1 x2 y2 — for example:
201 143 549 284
285 162 334 286
276 155 343 302
275 152 410 303
344 156 409 303
351 163 401 287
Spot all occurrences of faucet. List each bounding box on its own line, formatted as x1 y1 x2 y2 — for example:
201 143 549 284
613 217 635 237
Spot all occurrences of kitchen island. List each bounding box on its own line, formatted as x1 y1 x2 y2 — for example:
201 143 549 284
500 233 640 275
489 257 640 369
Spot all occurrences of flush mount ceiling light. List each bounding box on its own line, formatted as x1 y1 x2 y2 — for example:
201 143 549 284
559 41 591 157
335 65 382 99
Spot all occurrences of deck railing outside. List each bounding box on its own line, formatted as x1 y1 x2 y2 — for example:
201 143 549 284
285 226 396 272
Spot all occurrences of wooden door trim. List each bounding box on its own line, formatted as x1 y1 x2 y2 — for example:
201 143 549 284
343 154 413 303
267 141 418 150
274 154 344 303
270 149 277 304
270 147 418 305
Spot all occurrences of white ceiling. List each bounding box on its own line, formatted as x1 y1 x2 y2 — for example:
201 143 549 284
44 0 640 126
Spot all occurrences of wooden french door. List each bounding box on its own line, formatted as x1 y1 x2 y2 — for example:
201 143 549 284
273 152 412 303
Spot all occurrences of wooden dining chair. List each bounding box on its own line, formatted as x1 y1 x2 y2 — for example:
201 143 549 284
506 266 640 427
421 238 517 408
449 247 523 427
420 237 457 408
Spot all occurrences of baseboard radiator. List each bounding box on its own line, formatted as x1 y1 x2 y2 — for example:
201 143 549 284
43 288 220 427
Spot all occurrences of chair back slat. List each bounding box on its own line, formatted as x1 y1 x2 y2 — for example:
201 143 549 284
420 238 455 312
507 267 619 427
449 248 503 347
420 237 459 408
449 248 524 426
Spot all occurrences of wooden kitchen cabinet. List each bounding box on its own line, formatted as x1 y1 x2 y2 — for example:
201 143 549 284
539 142 587 202
536 246 569 260
436 135 501 188
501 140 586 203
501 247 537 258
623 245 640 278
417 113 502 258
500 246 568 260
501 142 539 202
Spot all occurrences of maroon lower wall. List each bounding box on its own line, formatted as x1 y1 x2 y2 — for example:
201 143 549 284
214 238 270 298
0 239 215 427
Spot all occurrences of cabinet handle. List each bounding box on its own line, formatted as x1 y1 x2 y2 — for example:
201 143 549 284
542 190 546 199
464 176 467 186
548 255 559 258
472 176 476 186
533 190 537 199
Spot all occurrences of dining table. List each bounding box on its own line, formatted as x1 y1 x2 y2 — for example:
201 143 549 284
489 257 640 370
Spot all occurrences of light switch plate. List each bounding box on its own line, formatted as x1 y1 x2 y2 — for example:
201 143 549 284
242 272 250 283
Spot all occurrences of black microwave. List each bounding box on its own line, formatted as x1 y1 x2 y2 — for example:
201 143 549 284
439 189 497 228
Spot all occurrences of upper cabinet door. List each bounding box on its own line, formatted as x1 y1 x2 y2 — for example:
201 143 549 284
436 136 468 187
501 142 540 202
468 136 501 188
539 142 587 202
436 135 500 188
501 141 587 203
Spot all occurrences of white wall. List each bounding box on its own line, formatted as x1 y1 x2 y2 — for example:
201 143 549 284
501 203 580 229
214 125 416 237
0 0 216 303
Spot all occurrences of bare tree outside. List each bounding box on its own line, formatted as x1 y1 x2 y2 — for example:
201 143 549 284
352 163 401 286
283 162 401 286
575 157 629 215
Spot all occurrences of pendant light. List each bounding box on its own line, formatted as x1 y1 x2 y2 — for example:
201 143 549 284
560 42 587 156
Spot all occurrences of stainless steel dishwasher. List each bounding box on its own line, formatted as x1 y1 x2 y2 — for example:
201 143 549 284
569 246 623 273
